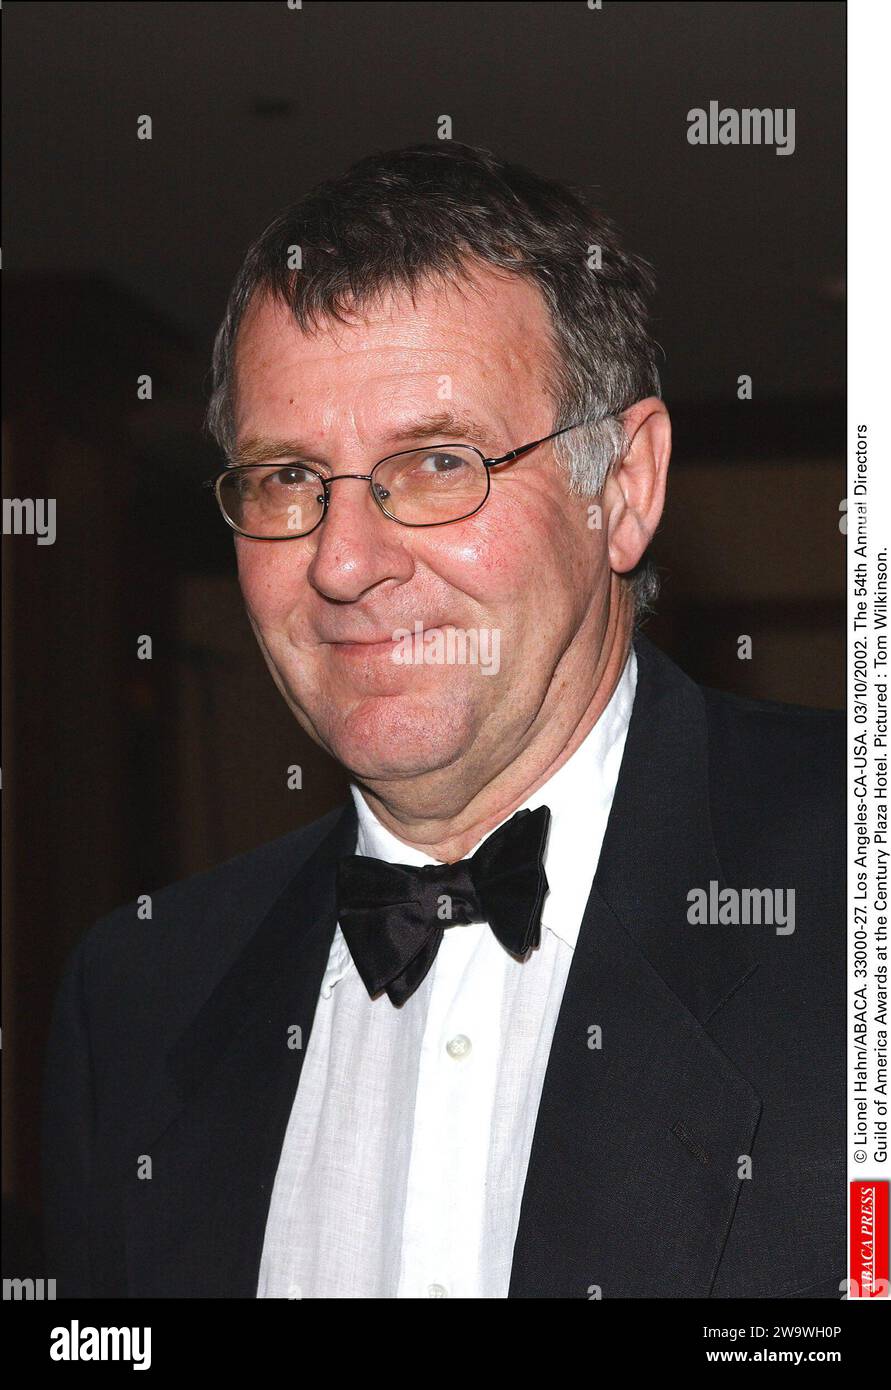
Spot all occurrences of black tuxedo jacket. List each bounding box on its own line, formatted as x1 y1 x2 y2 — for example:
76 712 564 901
41 634 845 1298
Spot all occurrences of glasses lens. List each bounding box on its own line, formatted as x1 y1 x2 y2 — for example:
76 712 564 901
372 446 488 524
218 465 325 537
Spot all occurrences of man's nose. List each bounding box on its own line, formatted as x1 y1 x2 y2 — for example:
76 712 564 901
305 475 414 602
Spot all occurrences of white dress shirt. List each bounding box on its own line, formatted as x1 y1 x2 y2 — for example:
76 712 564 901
257 647 637 1299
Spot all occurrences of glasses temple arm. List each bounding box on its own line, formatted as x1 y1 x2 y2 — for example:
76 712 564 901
485 421 589 468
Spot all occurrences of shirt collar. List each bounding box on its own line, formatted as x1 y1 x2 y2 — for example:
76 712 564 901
324 647 637 992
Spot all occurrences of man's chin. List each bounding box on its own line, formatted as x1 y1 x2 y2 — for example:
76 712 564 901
320 695 473 782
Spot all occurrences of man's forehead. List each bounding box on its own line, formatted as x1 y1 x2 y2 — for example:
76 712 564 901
231 266 555 452
236 262 553 363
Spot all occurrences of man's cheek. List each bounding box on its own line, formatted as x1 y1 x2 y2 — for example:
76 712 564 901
427 528 533 598
237 547 301 622
235 545 269 610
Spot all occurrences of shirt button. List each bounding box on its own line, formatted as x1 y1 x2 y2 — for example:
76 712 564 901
428 1283 449 1298
446 1034 472 1060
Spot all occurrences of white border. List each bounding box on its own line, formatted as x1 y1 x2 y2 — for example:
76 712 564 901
847 0 891 1302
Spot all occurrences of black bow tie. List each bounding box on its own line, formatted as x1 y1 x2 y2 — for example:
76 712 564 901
336 805 551 1006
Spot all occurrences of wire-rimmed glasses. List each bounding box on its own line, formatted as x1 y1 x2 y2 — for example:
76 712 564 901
205 422 592 539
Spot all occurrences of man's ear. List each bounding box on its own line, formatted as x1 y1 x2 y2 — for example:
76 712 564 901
604 397 671 576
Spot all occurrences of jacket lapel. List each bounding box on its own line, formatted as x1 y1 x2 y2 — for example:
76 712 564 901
123 801 358 1297
509 635 762 1297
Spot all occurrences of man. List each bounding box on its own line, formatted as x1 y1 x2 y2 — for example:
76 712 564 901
42 142 844 1299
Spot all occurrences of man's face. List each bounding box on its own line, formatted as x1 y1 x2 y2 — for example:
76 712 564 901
231 262 612 787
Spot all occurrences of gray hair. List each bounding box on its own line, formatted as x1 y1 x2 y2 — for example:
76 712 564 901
206 142 662 614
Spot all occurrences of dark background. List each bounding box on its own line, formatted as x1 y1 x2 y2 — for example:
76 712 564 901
2 1 844 1257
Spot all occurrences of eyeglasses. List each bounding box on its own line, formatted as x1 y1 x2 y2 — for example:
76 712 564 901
205 421 591 539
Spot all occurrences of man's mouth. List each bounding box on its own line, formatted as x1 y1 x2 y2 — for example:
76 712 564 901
325 627 444 659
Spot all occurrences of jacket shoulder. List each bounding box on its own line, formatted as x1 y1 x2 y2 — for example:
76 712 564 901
700 682 844 791
635 632 844 810
699 681 845 883
72 803 349 1011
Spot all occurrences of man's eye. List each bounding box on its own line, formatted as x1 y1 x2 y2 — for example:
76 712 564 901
263 466 315 489
418 452 467 473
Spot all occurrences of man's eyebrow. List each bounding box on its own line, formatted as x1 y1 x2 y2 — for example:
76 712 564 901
230 412 502 468
388 412 501 450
